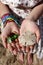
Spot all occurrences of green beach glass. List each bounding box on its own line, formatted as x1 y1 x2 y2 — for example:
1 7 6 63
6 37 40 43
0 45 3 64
7 33 19 43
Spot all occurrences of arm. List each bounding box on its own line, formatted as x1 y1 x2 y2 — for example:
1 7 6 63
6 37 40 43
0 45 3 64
20 4 43 43
26 4 43 21
0 2 20 56
0 2 10 18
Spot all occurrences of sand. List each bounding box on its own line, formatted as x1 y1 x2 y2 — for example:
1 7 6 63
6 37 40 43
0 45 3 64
19 31 36 46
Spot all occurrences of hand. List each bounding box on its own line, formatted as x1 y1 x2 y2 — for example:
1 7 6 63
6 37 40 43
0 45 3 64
20 19 40 65
1 21 20 55
20 19 40 52
20 19 40 43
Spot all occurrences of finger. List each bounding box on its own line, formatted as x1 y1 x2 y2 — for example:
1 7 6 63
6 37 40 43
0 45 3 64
26 46 30 53
30 45 34 49
7 43 13 52
11 42 15 48
11 41 19 50
27 52 33 65
17 52 24 63
11 22 20 34
11 42 19 51
21 46 25 53
10 38 18 47
13 49 17 55
19 43 23 48
16 42 20 52
1 34 7 48
10 39 20 54
10 42 18 55
12 38 18 43
35 29 40 43
14 39 22 52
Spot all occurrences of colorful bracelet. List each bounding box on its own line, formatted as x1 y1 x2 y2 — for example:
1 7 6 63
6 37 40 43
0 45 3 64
1 13 15 23
1 13 20 27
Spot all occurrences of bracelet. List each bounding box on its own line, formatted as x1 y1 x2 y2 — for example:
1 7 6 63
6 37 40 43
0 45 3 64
1 13 15 24
1 13 20 27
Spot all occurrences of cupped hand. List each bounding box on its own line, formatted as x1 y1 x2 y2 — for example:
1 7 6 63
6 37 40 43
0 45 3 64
20 19 40 65
1 21 20 55
20 19 40 43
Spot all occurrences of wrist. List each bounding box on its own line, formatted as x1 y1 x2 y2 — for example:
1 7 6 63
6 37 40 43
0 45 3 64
4 20 15 27
1 13 14 23
1 13 15 28
1 13 20 27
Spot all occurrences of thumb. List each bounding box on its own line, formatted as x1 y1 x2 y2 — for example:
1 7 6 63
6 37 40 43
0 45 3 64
35 29 40 43
11 23 20 34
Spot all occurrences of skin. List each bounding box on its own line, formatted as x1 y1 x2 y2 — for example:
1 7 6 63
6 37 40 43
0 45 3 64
20 4 43 64
0 2 20 54
0 2 43 65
